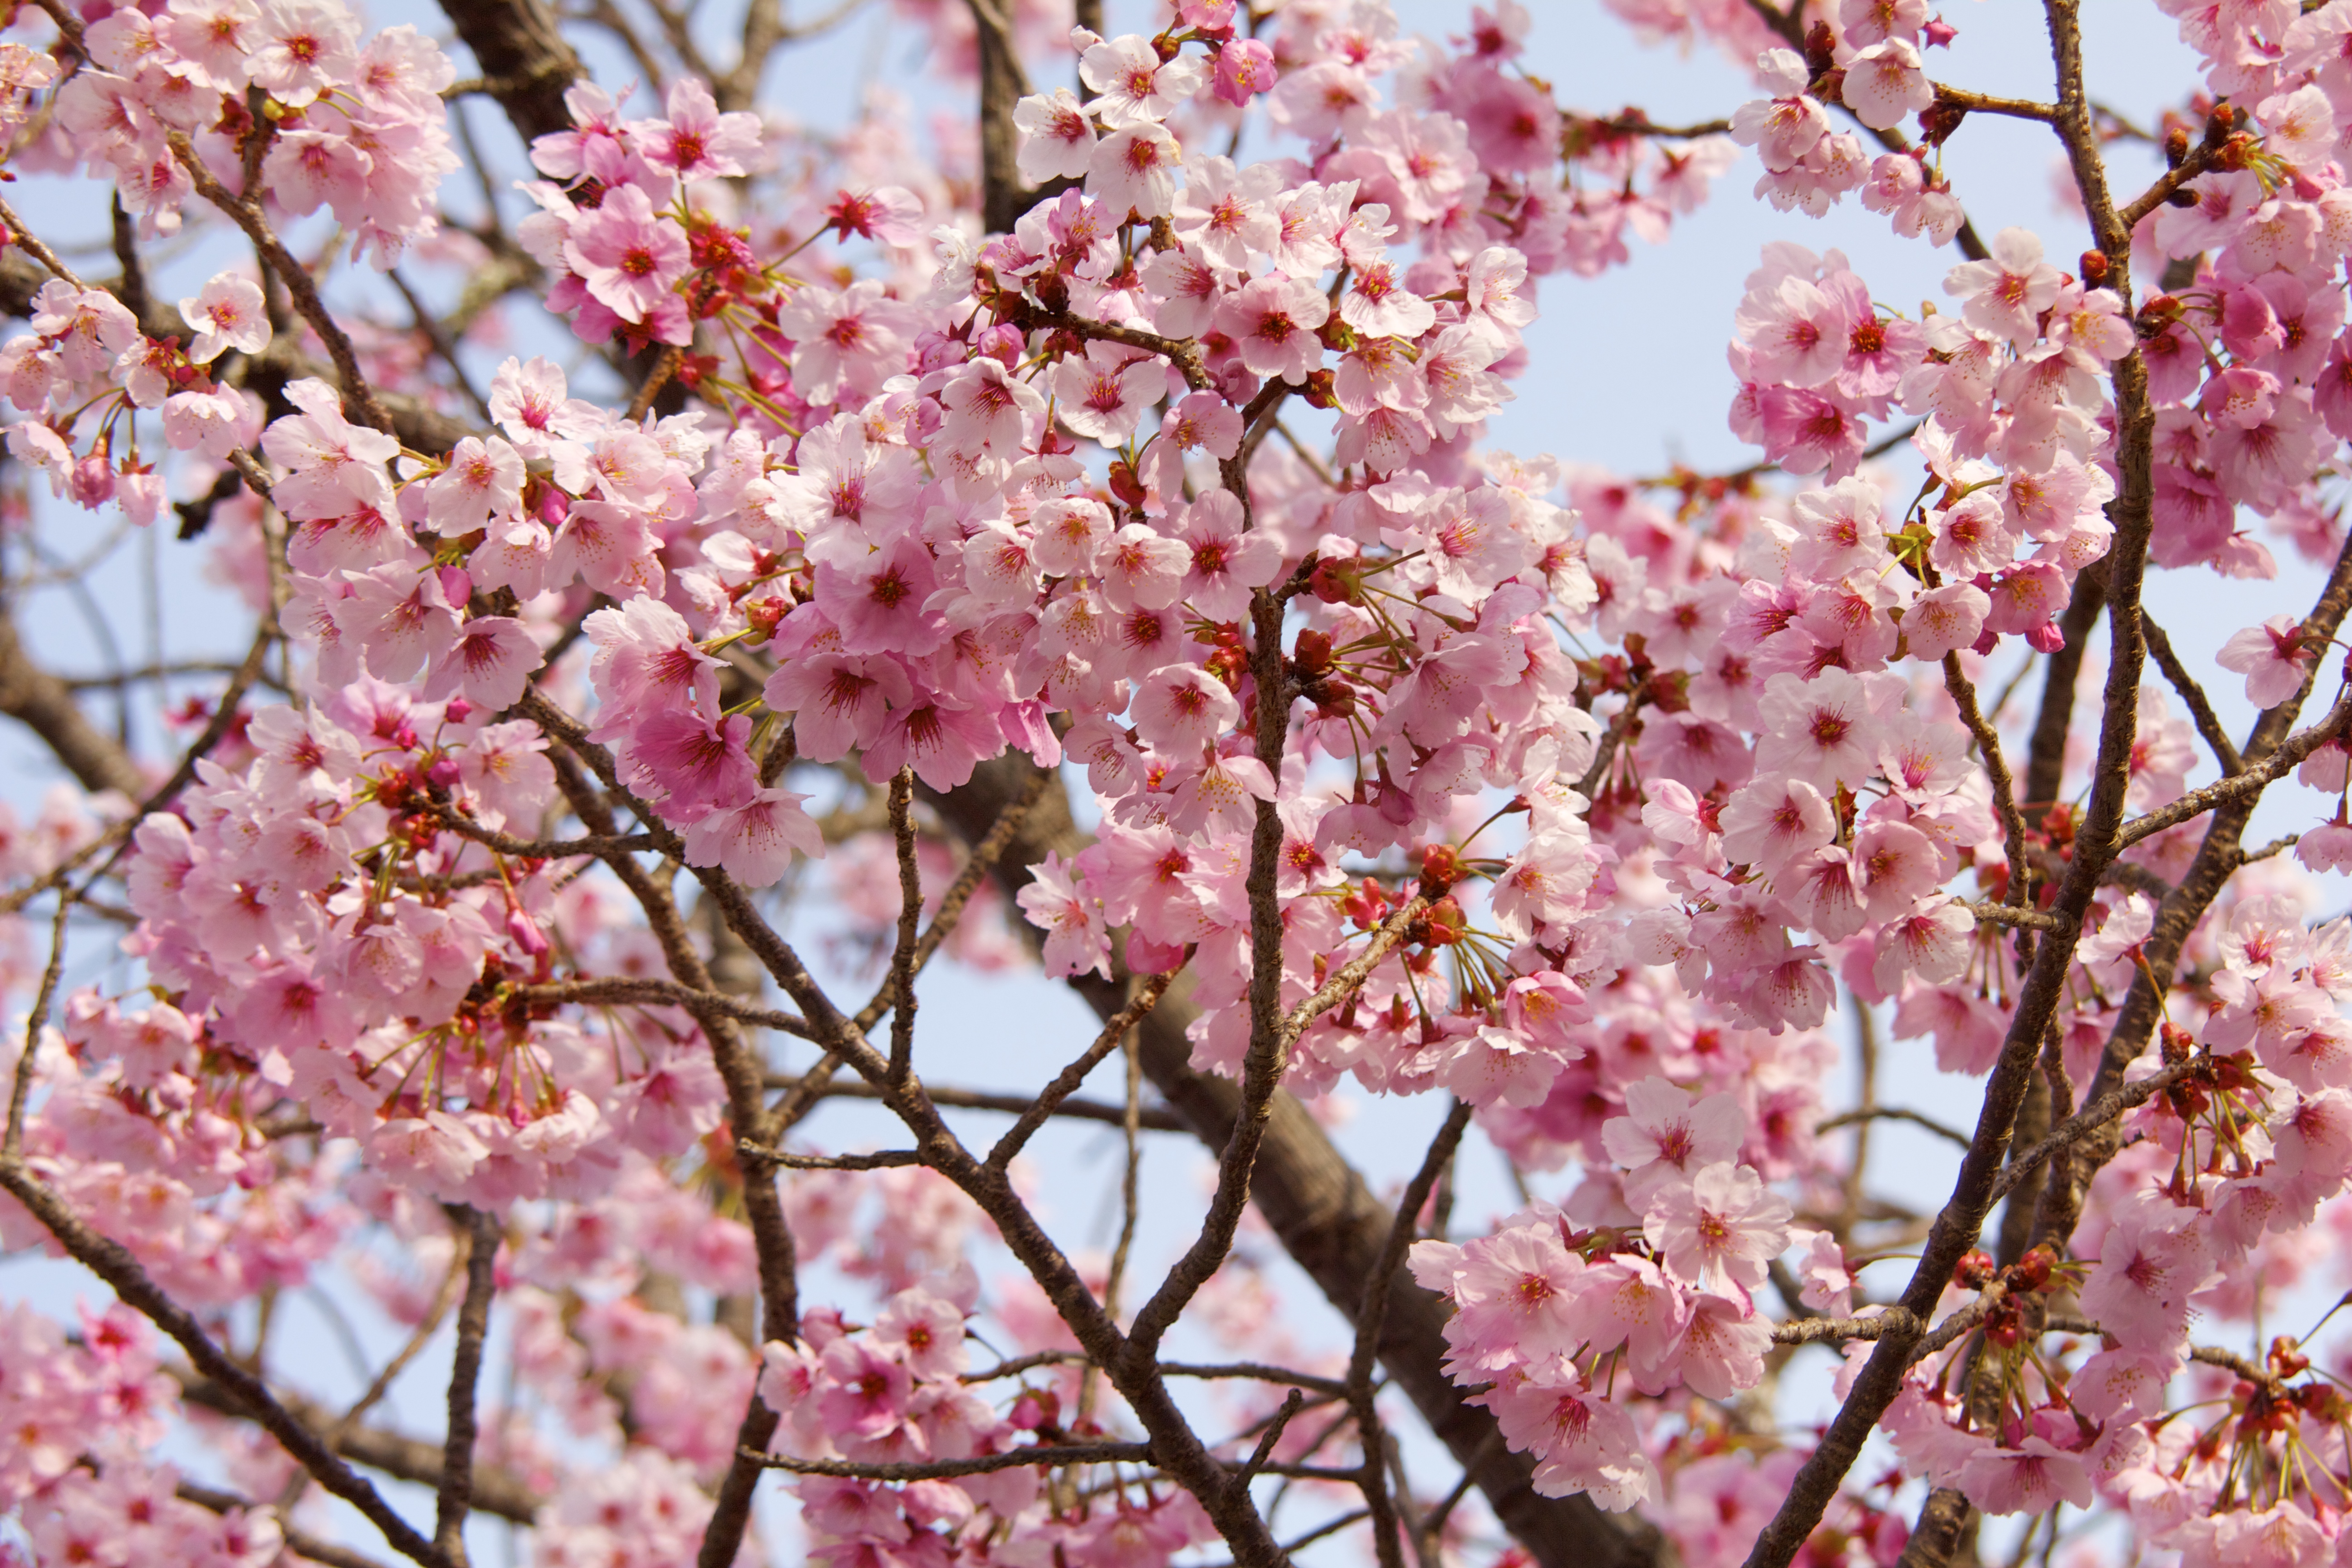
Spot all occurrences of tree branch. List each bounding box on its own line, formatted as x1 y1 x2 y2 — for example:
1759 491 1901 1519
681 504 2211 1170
2117 692 2351 848
434 1206 499 1565
925 755 1670 1568
433 0 582 145
2141 614 2243 775
763 1071 1188 1132
0 1163 452 1566
1349 1099 1474 1568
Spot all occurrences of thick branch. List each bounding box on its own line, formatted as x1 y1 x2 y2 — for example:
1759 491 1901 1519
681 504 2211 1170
0 604 149 798
433 0 582 144
1737 9 2164 1559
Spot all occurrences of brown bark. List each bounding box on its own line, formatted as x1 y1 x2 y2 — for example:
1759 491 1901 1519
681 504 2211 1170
971 0 1028 235
0 605 151 799
434 0 582 145
175 1376 543 1524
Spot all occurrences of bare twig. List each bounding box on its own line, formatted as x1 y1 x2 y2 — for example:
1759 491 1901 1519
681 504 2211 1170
508 976 818 1041
1238 1389 1306 1484
1933 84 2059 121
885 767 921 1083
986 969 1179 1168
1771 1307 1922 1348
2117 691 2352 848
1988 1055 2202 1204
2 890 70 1160
434 1206 500 1565
2142 615 2243 775
1349 1099 1474 1568
763 1070 1186 1132
1965 901 2064 933
1816 1106 1973 1151
324 1237 473 1453
0 194 86 289
751 1441 1152 1480
1946 652 2030 919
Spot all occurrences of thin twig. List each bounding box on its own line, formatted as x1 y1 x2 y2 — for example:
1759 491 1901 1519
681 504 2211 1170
762 1071 1186 1132
986 969 1179 1168
1238 1389 1306 1484
1988 1054 2202 1204
2142 615 2243 775
1348 1099 1473 1568
1946 652 2031 916
0 194 86 288
1933 84 2060 121
1083 980 1147 1426
885 767 921 1083
2 890 71 1160
167 133 396 434
749 1441 1152 1480
387 269 492 421
2117 691 2352 847
1281 895 1431 1047
738 1144 922 1171
1816 1106 1973 1151
434 1205 500 1565
324 1236 472 1451
1771 1307 1922 1347
508 976 817 1040
1965 901 2064 933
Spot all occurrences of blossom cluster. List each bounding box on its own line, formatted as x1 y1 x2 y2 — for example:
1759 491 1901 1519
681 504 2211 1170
0 1301 282 1568
1410 1080 1794 1507
5 0 2352 1565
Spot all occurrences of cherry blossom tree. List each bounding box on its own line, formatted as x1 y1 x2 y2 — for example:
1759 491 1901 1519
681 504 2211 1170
0 0 2348 1565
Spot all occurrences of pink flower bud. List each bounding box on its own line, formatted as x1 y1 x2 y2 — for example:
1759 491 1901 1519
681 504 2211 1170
69 454 115 508
972 321 1024 369
507 906 551 957
1210 37 1276 104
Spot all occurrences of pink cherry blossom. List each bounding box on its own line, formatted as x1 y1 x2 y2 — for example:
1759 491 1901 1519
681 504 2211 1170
2219 614 2322 707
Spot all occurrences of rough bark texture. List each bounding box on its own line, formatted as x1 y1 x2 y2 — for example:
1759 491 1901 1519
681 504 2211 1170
973 0 1028 236
434 0 581 144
